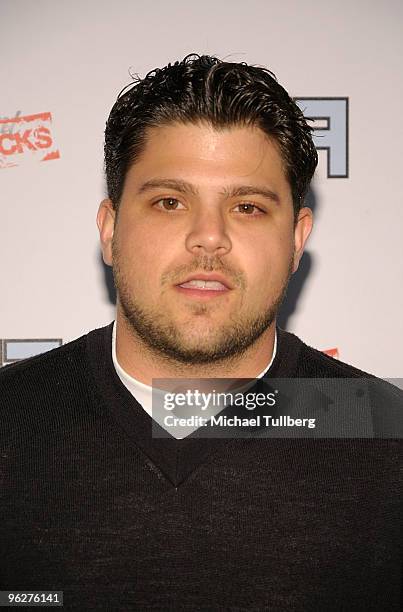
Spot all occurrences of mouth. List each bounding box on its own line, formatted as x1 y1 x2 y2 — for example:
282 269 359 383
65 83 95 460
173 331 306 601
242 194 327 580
175 275 233 299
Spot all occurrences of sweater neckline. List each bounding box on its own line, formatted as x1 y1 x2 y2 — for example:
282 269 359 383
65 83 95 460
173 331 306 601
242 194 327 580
86 322 303 488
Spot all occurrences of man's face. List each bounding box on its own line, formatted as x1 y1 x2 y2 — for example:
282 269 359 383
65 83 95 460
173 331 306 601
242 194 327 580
98 121 312 364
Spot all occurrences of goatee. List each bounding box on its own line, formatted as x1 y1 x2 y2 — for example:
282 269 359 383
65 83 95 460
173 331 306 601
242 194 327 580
112 244 292 366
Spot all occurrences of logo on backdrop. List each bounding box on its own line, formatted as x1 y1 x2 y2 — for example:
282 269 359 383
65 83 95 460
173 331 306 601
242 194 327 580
0 100 347 174
0 111 60 169
323 347 340 360
0 338 62 368
295 98 349 178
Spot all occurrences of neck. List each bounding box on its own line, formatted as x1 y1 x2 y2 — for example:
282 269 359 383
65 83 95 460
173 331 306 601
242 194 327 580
114 311 276 386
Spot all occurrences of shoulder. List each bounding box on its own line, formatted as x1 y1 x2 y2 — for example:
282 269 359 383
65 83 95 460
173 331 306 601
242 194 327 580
302 337 376 378
0 325 117 466
278 329 403 435
0 325 113 450
0 324 111 419
0 332 87 390
281 327 403 397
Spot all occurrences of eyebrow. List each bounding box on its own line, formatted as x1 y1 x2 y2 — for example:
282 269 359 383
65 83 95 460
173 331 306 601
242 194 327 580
136 178 280 203
137 178 199 197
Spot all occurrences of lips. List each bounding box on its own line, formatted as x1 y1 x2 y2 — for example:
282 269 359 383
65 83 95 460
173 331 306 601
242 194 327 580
179 279 227 291
176 273 233 290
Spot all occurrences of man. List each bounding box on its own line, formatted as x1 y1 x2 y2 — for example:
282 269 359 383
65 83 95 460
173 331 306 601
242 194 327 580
1 54 401 610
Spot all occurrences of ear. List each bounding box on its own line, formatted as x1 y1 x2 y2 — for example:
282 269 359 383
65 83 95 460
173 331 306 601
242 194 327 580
97 199 116 266
292 206 313 273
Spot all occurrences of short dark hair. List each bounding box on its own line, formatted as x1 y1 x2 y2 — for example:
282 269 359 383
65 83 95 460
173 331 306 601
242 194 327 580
104 53 318 217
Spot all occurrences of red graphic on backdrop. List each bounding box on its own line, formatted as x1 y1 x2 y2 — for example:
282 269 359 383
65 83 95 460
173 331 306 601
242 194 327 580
0 112 60 168
323 348 339 359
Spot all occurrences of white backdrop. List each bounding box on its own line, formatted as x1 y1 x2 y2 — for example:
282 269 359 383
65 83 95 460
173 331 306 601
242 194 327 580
1 0 402 377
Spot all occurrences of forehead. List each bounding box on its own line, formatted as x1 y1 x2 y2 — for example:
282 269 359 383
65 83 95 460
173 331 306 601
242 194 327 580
123 121 290 196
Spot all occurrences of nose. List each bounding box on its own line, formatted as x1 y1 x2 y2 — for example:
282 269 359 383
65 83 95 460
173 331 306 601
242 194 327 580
185 207 232 257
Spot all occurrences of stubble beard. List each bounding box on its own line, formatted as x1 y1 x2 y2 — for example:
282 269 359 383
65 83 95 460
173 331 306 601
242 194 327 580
112 246 293 366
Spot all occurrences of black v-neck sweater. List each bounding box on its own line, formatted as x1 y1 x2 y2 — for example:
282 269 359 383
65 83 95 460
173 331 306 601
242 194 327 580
0 324 401 611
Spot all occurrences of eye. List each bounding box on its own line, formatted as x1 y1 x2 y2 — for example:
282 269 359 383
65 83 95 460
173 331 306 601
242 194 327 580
233 203 265 215
153 197 186 211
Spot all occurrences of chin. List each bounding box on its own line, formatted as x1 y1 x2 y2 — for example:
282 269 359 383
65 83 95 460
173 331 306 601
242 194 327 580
175 332 221 353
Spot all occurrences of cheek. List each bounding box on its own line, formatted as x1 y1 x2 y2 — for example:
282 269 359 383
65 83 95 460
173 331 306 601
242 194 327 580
245 230 294 271
115 220 176 285
244 243 294 299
